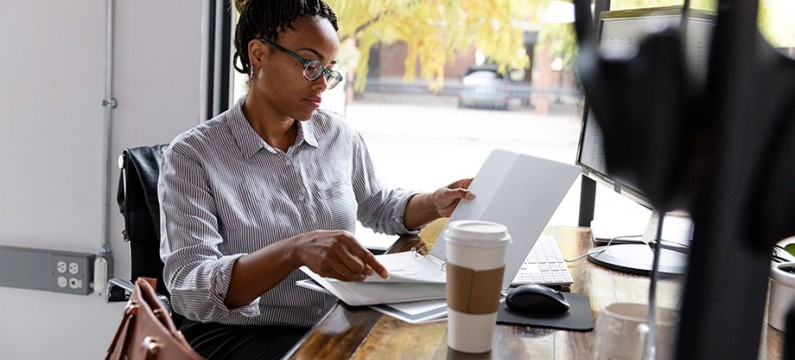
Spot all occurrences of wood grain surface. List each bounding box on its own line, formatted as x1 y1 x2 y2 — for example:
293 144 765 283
286 226 784 359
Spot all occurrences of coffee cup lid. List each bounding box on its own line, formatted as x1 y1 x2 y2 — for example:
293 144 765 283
771 262 795 286
445 220 511 246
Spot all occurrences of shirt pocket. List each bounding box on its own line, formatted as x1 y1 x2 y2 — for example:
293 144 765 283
317 182 357 231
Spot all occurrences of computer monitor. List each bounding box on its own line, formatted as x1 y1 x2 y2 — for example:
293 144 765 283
578 103 690 276
575 6 714 275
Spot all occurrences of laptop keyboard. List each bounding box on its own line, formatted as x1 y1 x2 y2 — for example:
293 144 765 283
512 235 574 287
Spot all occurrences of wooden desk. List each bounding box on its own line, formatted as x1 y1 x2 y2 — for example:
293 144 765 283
285 226 784 359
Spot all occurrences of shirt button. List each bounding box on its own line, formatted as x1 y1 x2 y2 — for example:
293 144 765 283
298 195 304 201
285 160 292 166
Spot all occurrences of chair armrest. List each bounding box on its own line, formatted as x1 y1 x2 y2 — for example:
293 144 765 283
106 277 174 317
106 278 134 301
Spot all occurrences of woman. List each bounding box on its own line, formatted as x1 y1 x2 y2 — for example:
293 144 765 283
158 0 474 359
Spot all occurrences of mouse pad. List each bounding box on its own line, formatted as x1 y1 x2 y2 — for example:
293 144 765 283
497 292 594 331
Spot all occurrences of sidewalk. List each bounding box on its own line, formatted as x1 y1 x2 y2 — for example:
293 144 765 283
353 90 582 115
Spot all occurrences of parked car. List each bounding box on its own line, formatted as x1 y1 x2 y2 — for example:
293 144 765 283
457 65 511 110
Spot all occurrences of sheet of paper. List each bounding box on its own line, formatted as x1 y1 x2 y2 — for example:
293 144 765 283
363 252 445 283
370 300 448 324
431 149 581 292
296 279 331 294
299 266 446 306
297 279 448 324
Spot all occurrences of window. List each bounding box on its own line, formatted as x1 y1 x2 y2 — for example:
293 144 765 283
226 2 586 249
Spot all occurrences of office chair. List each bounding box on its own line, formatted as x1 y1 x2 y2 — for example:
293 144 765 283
106 144 181 323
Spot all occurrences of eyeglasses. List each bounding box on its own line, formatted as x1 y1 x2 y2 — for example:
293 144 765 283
258 38 343 90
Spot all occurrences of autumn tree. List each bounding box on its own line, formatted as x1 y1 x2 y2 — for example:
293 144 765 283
329 0 795 92
327 0 549 90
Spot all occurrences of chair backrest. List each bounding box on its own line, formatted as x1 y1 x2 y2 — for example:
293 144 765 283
117 144 170 296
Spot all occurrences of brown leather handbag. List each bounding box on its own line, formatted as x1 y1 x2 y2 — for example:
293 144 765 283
106 278 203 360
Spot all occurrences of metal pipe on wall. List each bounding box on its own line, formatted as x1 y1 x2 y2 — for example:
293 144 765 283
200 0 211 121
97 0 117 295
213 0 224 116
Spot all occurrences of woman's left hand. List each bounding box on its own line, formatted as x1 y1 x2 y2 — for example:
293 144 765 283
430 178 475 218
403 178 475 230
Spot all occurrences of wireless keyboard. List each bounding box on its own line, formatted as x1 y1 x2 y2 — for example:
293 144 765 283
511 235 574 287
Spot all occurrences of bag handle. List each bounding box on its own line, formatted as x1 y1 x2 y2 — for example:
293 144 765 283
135 278 179 333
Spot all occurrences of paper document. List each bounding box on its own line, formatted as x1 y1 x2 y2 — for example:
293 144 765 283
363 251 445 283
299 267 446 306
433 149 581 292
297 279 448 323
370 300 448 324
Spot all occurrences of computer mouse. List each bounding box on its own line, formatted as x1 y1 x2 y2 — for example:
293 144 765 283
505 284 570 315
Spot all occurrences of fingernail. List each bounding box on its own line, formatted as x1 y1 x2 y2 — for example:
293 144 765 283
466 193 475 200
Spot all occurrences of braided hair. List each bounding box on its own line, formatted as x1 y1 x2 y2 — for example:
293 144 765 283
233 0 339 77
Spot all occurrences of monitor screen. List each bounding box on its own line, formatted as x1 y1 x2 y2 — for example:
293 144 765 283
577 104 652 209
576 6 715 213
575 7 712 275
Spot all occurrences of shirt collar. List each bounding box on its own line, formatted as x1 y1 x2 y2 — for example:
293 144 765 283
227 96 265 159
227 96 319 160
300 118 319 148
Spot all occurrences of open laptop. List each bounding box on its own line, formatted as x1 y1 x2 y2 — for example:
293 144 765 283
299 149 580 305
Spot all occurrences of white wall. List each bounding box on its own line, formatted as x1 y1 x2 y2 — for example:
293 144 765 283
0 0 202 358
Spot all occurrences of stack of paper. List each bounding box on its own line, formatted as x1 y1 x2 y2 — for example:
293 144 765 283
297 254 449 323
297 248 449 300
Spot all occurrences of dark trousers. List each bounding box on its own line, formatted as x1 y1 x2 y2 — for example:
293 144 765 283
180 319 309 360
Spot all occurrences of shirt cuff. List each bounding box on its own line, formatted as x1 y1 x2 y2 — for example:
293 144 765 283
209 254 261 318
392 190 423 235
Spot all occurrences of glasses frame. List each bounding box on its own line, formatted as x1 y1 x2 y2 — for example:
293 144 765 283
258 38 343 90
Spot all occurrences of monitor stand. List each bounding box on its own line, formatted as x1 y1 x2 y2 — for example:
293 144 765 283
587 211 691 276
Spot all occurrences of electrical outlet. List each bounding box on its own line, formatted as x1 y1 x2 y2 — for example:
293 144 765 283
0 245 95 295
50 253 95 295
56 261 67 273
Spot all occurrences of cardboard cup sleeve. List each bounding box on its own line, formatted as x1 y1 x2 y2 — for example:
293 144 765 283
446 263 505 314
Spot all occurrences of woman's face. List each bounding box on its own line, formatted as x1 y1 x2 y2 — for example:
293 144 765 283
250 16 340 121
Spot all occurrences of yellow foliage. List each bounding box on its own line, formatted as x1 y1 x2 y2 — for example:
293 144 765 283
327 0 536 91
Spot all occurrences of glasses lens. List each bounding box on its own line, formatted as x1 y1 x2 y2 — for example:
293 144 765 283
303 61 324 81
325 71 343 90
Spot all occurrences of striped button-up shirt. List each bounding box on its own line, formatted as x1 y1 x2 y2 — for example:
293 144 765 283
158 96 417 327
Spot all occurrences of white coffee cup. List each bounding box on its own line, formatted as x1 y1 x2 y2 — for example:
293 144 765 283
768 262 795 331
593 303 679 360
444 220 511 353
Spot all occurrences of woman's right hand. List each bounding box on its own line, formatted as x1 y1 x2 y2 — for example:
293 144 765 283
294 230 389 281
